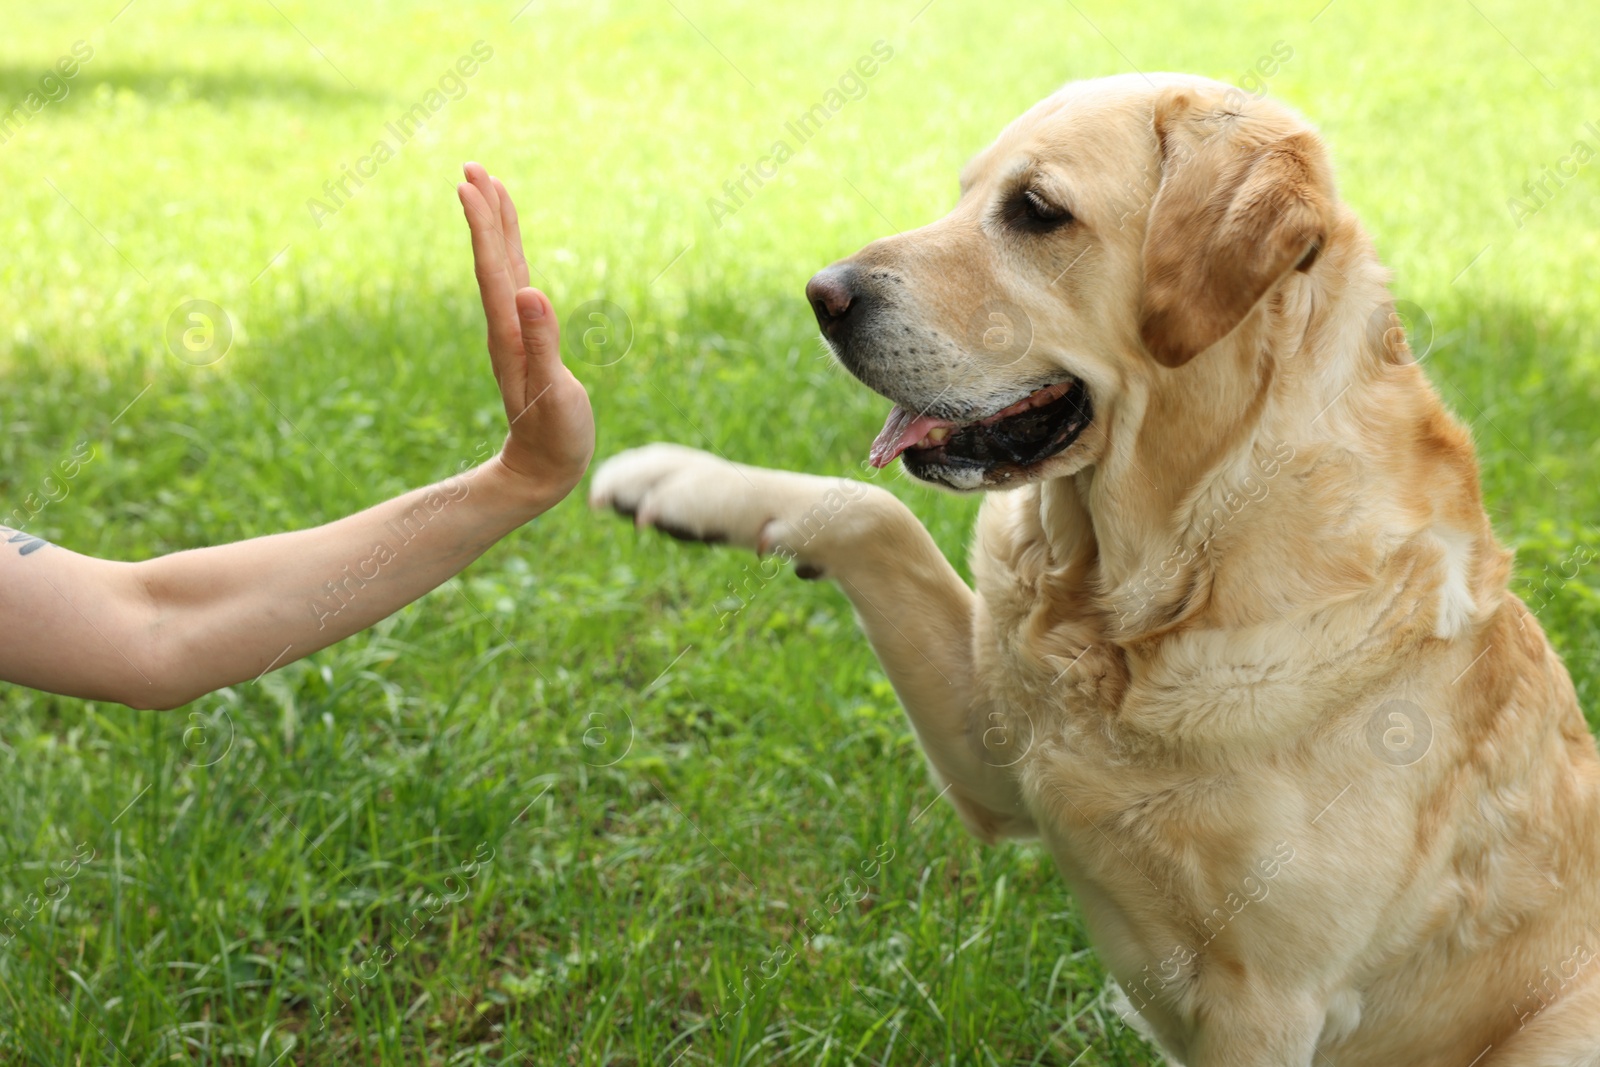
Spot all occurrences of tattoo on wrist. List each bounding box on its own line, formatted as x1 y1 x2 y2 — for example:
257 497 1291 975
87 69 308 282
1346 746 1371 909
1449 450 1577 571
1 525 50 556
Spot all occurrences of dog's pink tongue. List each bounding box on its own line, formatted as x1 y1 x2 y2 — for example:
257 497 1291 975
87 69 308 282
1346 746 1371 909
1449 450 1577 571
869 406 947 468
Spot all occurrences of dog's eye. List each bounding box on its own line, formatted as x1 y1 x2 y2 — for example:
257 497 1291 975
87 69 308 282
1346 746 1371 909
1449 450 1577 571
1004 187 1073 234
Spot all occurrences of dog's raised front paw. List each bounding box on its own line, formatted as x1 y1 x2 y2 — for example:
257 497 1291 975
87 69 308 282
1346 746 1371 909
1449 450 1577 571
589 443 890 576
589 443 781 551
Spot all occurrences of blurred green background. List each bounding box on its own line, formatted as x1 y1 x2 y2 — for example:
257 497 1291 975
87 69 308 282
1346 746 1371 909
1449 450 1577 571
1 0 1597 1063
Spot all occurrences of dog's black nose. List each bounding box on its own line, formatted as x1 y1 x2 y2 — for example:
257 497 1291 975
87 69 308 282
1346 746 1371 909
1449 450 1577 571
806 265 859 337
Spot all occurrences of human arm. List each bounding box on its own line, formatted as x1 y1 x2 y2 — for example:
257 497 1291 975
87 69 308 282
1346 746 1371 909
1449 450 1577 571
0 164 591 710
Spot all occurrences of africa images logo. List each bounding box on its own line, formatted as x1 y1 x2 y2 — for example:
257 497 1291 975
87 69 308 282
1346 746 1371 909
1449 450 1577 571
305 42 495 227
0 40 93 148
706 40 895 227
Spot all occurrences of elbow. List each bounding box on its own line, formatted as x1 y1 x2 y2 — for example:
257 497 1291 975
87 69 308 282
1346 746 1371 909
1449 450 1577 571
67 643 199 710
121 652 209 710
115 570 205 710
108 638 205 711
120 688 197 712
937 775 1038 844
949 794 1039 844
112 676 201 711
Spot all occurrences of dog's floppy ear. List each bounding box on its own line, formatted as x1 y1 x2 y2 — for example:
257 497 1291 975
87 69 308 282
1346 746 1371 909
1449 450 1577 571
1139 88 1336 368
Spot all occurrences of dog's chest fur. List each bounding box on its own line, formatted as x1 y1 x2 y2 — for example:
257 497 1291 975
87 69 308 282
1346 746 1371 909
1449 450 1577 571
958 466 1600 1061
960 479 1469 1048
968 497 1296 940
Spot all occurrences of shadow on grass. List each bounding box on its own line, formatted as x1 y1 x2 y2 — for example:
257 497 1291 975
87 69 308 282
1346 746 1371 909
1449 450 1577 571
0 64 384 112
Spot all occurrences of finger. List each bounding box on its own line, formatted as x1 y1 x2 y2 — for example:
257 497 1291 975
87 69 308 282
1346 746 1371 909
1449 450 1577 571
491 176 531 291
462 161 503 238
462 163 510 283
458 180 520 356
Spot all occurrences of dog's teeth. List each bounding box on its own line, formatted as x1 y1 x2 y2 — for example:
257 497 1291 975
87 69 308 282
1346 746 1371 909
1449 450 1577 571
927 427 950 444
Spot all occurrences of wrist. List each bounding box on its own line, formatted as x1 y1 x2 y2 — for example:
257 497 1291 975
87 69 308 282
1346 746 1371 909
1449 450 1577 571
466 453 576 521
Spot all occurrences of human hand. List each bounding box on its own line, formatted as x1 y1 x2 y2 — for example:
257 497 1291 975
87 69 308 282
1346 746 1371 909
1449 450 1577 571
457 162 594 511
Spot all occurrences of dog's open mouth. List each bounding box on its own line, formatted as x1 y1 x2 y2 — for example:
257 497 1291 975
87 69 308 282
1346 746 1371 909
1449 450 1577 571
868 378 1093 487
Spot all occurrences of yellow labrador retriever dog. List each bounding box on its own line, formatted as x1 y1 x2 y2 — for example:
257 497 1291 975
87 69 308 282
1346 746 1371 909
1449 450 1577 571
590 74 1600 1065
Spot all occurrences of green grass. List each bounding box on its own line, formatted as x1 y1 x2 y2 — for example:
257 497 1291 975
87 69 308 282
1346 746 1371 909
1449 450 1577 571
1 0 1598 1063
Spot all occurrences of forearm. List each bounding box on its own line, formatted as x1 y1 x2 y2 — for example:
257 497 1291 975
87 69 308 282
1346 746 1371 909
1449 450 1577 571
130 457 549 706
0 457 554 709
825 511 1031 837
826 498 980 754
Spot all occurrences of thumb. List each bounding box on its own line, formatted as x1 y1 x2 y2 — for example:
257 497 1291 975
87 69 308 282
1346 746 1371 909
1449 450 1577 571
515 287 561 377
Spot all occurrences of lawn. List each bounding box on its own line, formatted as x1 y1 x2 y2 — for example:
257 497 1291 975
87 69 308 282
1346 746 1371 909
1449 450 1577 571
1 0 1597 1063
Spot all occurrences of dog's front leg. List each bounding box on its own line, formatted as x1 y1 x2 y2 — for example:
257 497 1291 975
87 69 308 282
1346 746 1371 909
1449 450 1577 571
590 444 1033 839
1182 988 1325 1067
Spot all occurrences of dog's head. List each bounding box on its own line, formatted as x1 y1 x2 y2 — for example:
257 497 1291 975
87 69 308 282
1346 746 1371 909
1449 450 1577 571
808 73 1337 492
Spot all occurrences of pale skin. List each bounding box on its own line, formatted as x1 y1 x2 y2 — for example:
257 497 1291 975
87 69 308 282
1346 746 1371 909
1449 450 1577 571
0 163 593 711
